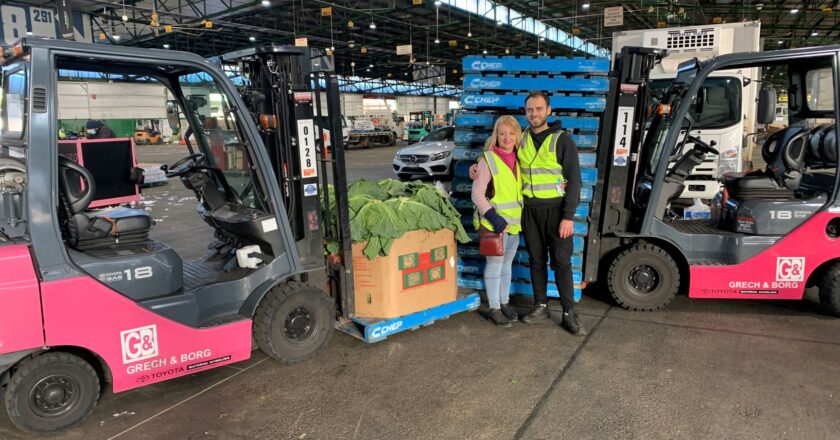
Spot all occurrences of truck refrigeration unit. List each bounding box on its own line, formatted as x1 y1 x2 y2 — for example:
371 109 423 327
612 21 761 203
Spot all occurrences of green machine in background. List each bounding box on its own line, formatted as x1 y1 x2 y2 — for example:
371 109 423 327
407 111 432 144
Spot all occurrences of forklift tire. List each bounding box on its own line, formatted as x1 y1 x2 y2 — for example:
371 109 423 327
608 243 680 311
817 262 840 317
254 282 334 364
4 352 100 434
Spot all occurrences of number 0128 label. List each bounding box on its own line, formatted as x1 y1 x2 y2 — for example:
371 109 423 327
296 119 318 178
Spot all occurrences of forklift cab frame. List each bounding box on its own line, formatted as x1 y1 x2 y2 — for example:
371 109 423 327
0 39 344 434
588 45 840 312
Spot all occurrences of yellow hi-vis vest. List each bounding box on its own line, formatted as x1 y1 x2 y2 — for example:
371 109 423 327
518 130 566 199
474 151 523 234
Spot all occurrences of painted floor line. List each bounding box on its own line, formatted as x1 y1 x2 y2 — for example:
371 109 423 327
107 358 269 440
512 306 612 440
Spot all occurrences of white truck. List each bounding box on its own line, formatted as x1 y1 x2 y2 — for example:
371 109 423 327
612 21 761 201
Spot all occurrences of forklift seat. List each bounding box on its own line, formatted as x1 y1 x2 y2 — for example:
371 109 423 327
723 126 809 198
58 156 151 250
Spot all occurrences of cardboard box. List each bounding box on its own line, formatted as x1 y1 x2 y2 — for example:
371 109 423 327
352 229 458 319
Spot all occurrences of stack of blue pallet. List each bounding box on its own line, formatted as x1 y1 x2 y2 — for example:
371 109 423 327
452 55 611 302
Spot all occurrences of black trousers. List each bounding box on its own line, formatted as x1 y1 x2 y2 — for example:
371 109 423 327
522 204 575 312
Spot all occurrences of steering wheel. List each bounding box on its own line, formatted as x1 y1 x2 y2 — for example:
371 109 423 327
685 135 719 155
161 153 207 178
58 156 96 213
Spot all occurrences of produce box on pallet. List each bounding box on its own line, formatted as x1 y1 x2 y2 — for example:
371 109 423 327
453 54 610 303
353 229 458 319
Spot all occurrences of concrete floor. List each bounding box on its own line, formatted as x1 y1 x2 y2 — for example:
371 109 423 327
3 143 840 439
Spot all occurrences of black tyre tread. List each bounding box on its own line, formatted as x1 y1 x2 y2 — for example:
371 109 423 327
4 352 100 433
817 263 840 317
253 281 334 365
607 243 680 312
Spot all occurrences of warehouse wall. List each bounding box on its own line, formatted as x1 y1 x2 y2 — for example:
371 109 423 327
57 81 169 120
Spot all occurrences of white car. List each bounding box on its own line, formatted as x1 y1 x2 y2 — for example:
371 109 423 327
392 126 455 180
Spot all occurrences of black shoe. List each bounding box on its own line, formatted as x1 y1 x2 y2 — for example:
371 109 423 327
562 310 587 336
488 308 512 327
500 303 518 321
521 303 550 324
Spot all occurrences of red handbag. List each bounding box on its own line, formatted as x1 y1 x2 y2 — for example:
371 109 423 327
478 225 505 257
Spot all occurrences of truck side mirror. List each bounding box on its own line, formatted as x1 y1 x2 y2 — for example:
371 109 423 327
166 100 180 131
757 88 777 125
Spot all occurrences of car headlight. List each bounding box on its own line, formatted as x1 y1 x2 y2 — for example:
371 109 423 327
430 151 451 161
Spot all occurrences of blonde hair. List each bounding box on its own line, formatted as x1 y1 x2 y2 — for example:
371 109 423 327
484 115 522 151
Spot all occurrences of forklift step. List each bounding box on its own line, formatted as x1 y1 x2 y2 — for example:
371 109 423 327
337 294 481 343
461 93 606 112
463 75 610 93
462 56 609 74
454 113 601 131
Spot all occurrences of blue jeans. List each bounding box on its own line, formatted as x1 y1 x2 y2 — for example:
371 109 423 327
484 233 520 309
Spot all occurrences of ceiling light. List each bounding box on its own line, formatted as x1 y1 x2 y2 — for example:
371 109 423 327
348 40 355 48
811 31 819 37
435 38 440 44
113 35 121 40
249 36 256 41
496 20 503 26
540 36 545 41
369 22 376 30
366 68 370 72
435 0 442 5
482 49 488 54
261 0 270 6
582 3 590 9
405 72 409 76
467 31 472 37
778 40 784 44
122 14 128 21
351 62 355 67
790 8 799 14
369 64 374 68
330 46 335 51
163 43 170 49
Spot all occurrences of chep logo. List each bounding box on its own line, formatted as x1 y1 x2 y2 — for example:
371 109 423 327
468 77 502 89
463 95 501 106
470 60 503 71
776 257 805 282
120 324 159 364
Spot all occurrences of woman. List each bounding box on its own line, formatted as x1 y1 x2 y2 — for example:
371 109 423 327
472 115 523 327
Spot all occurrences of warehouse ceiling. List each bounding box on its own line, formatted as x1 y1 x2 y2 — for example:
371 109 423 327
12 1 840 87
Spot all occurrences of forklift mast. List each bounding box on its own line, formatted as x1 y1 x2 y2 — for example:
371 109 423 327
584 47 667 284
220 46 354 315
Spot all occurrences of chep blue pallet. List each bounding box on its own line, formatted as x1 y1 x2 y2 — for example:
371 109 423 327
458 275 582 302
451 159 598 185
451 179 593 201
461 94 606 112
458 259 583 285
463 75 609 93
463 56 609 74
455 113 600 131
454 131 598 149
459 246 584 269
464 232 585 253
339 294 481 343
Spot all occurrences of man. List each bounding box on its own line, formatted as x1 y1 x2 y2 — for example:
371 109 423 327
470 91 585 336
85 120 116 139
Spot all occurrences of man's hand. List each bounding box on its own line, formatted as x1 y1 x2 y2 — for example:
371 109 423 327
468 164 478 180
559 219 574 239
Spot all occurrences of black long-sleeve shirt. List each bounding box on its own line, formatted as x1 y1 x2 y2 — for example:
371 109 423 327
522 121 581 221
